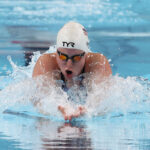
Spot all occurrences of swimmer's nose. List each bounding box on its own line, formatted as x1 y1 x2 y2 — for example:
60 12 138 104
66 59 73 67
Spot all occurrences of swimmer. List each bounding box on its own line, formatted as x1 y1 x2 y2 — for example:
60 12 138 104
32 21 112 121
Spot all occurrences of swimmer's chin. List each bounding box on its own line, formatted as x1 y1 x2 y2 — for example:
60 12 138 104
64 73 74 81
64 70 74 80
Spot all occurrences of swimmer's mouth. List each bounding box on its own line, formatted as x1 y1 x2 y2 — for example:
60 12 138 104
66 70 73 75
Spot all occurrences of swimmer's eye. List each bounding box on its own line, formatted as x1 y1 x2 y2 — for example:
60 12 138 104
59 54 67 61
72 52 85 62
72 56 82 62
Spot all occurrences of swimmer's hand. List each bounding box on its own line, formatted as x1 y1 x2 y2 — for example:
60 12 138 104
58 105 86 121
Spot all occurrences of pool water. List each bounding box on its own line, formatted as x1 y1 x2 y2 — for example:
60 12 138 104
0 0 150 149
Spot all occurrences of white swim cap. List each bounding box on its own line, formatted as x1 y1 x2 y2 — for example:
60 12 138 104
56 21 90 52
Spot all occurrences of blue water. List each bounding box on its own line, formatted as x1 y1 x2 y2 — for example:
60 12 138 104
0 0 150 149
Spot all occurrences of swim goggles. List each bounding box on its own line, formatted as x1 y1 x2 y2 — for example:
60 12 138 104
57 50 85 63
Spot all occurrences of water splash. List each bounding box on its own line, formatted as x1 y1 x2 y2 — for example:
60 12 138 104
0 47 150 120
85 75 150 118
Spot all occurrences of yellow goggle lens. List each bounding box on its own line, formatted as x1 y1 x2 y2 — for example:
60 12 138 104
73 56 81 62
59 54 67 61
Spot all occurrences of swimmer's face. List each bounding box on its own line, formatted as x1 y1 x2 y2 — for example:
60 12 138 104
56 48 86 81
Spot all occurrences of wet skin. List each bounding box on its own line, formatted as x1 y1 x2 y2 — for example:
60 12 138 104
56 48 86 87
56 48 87 121
58 105 86 121
32 48 112 121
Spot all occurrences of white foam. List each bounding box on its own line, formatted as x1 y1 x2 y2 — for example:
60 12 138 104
0 47 150 119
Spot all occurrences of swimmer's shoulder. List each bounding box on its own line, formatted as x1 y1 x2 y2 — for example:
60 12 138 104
32 53 59 77
86 52 105 61
85 52 109 64
38 53 57 65
85 52 112 76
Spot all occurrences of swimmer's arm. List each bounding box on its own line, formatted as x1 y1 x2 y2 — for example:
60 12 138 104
85 53 112 83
